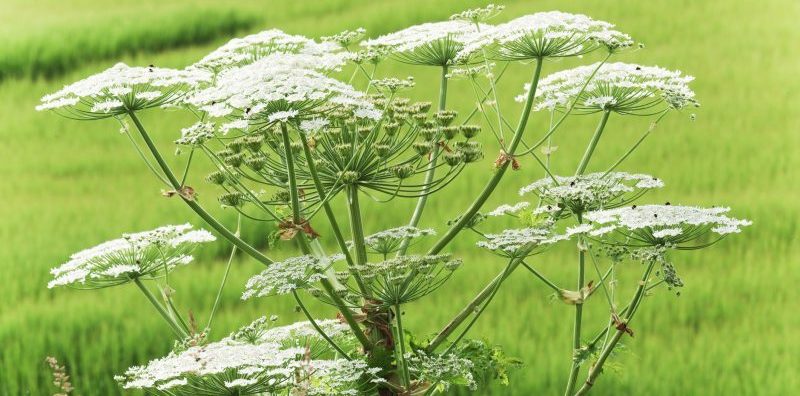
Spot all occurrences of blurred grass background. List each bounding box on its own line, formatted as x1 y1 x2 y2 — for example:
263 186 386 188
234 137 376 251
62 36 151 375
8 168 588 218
0 0 798 394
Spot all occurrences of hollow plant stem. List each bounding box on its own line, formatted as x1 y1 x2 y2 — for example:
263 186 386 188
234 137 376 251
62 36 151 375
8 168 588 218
575 110 611 176
298 130 369 295
127 111 274 267
564 233 587 396
134 278 188 339
397 65 448 256
280 124 372 350
574 260 656 396
426 258 522 352
426 58 543 256
394 304 411 387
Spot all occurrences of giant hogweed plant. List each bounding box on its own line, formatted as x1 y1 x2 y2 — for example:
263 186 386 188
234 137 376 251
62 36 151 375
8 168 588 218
39 5 750 395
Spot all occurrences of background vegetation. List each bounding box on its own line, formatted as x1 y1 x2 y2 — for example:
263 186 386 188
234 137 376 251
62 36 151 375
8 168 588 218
0 0 797 394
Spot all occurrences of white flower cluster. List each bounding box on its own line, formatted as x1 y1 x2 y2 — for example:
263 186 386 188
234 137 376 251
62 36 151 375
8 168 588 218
187 57 381 130
242 255 340 299
190 29 346 72
477 226 564 257
363 21 484 53
360 226 436 254
582 205 752 246
458 11 633 61
36 63 210 117
175 122 214 145
321 28 367 48
48 224 215 289
361 21 486 65
119 318 363 395
519 172 664 214
449 4 505 23
523 62 698 113
486 201 530 217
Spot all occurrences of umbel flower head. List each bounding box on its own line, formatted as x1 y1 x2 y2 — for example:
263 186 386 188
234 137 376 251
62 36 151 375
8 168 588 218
524 62 698 114
518 172 665 216
36 62 210 119
351 254 462 306
48 224 215 289
189 29 346 73
361 20 488 66
582 205 752 249
241 254 343 299
117 317 370 396
477 226 565 258
358 226 436 255
457 11 633 61
186 58 381 131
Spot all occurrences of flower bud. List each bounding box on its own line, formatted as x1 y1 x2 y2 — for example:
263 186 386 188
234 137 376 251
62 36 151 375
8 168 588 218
434 110 458 126
443 151 464 166
373 143 391 158
335 143 352 157
245 157 266 171
228 139 246 153
289 141 303 154
460 125 481 139
391 164 415 179
413 141 433 156
224 153 245 168
245 135 264 152
358 126 372 138
413 101 432 114
206 171 227 185
384 122 400 136
337 170 361 184
420 127 438 141
219 192 245 207
442 126 459 140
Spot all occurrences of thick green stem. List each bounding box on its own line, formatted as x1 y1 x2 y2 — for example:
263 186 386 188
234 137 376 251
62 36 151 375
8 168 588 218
397 65 448 256
280 123 302 224
426 58 543 255
427 258 522 352
298 131 369 295
575 111 611 176
127 111 274 267
394 304 411 387
566 114 609 393
134 278 188 339
346 186 370 283
282 125 372 350
443 259 516 355
574 260 656 396
564 237 587 396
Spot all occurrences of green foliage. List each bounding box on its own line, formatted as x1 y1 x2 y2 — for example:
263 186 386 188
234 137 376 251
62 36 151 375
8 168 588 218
0 0 798 395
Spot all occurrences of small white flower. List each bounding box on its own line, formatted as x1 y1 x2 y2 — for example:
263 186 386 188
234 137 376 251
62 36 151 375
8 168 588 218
268 109 300 123
299 118 330 133
175 122 215 145
486 202 530 217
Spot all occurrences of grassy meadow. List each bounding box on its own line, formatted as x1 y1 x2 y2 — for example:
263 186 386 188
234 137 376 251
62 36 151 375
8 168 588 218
0 0 798 394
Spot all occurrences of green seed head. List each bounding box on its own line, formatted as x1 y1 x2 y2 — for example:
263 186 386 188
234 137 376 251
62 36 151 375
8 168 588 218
391 164 415 179
460 125 481 139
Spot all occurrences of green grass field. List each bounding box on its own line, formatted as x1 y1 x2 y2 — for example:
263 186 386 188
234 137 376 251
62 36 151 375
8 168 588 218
1 0 798 394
